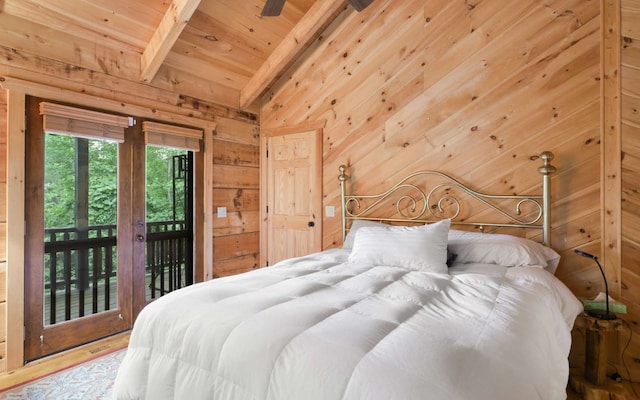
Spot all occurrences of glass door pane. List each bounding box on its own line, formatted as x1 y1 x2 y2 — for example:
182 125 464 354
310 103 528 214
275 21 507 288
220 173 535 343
145 147 194 301
43 133 118 325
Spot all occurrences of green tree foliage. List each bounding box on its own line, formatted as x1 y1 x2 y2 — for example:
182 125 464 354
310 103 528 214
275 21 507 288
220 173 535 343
44 134 76 229
146 146 187 224
44 134 187 230
89 140 118 226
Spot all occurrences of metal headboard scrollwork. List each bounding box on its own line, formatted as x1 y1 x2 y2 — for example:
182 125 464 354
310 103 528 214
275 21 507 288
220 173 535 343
339 151 556 246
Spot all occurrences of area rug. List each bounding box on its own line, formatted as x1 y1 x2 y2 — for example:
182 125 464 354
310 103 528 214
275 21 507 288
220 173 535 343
0 348 126 400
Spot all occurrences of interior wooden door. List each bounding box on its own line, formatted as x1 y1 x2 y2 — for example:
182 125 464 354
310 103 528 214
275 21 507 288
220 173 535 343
265 130 322 265
24 97 131 361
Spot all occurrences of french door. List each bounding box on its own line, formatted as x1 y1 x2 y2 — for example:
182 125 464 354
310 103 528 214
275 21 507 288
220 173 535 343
24 97 199 361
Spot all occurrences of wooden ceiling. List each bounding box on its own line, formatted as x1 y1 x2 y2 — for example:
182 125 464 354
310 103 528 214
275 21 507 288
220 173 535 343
0 0 353 110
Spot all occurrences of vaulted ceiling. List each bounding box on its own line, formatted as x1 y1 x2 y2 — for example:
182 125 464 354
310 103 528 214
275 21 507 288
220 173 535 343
0 0 354 111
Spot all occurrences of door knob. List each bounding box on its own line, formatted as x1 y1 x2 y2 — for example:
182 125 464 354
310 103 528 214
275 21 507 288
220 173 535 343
308 221 315 227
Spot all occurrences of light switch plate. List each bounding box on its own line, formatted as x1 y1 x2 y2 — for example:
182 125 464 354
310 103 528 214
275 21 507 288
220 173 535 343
217 207 227 218
325 206 335 217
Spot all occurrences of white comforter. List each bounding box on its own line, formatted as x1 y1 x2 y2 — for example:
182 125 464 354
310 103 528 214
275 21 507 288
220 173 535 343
114 249 582 400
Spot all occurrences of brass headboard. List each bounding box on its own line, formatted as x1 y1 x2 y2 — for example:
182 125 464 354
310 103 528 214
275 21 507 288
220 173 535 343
339 151 556 246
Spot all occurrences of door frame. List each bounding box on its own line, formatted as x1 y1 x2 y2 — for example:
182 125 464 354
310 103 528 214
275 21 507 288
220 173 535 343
23 96 131 361
260 121 325 267
2 78 214 370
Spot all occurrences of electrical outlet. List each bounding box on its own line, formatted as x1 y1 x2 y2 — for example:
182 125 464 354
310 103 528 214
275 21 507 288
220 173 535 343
217 207 227 218
325 206 335 217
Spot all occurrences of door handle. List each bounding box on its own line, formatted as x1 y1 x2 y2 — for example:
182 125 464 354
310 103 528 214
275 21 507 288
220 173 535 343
308 221 315 227
136 234 145 242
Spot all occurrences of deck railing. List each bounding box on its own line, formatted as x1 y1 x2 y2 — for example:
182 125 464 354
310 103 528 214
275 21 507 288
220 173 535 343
146 221 193 299
44 221 192 325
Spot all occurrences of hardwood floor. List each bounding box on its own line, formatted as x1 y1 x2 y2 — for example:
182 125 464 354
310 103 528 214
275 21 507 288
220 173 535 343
0 331 130 390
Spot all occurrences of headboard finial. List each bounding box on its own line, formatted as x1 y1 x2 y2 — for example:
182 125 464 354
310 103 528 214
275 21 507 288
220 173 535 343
538 151 557 176
338 165 348 182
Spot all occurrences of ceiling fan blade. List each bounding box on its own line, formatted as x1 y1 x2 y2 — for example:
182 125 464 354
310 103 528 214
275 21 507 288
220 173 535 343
348 0 374 12
261 0 286 16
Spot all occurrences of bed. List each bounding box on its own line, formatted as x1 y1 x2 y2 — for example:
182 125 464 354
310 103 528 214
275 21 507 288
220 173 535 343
113 151 583 400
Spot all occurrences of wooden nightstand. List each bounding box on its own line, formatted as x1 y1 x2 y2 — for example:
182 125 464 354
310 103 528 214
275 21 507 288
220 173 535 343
568 314 633 400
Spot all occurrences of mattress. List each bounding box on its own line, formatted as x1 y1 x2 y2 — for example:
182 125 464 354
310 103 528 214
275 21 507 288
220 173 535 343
114 248 582 400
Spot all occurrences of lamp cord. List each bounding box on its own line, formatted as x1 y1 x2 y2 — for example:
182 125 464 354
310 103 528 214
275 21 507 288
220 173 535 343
608 319 639 398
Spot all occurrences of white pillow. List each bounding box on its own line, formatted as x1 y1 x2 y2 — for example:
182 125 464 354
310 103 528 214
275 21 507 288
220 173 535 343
342 219 388 249
447 229 561 273
348 219 451 274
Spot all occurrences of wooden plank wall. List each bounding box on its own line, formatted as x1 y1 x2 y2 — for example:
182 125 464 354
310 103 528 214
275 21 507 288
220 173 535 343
263 0 640 384
262 0 602 291
621 0 640 381
212 118 261 277
0 89 6 371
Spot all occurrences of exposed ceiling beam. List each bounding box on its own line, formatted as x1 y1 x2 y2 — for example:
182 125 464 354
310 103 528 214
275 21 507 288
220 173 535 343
141 0 202 83
239 0 348 109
